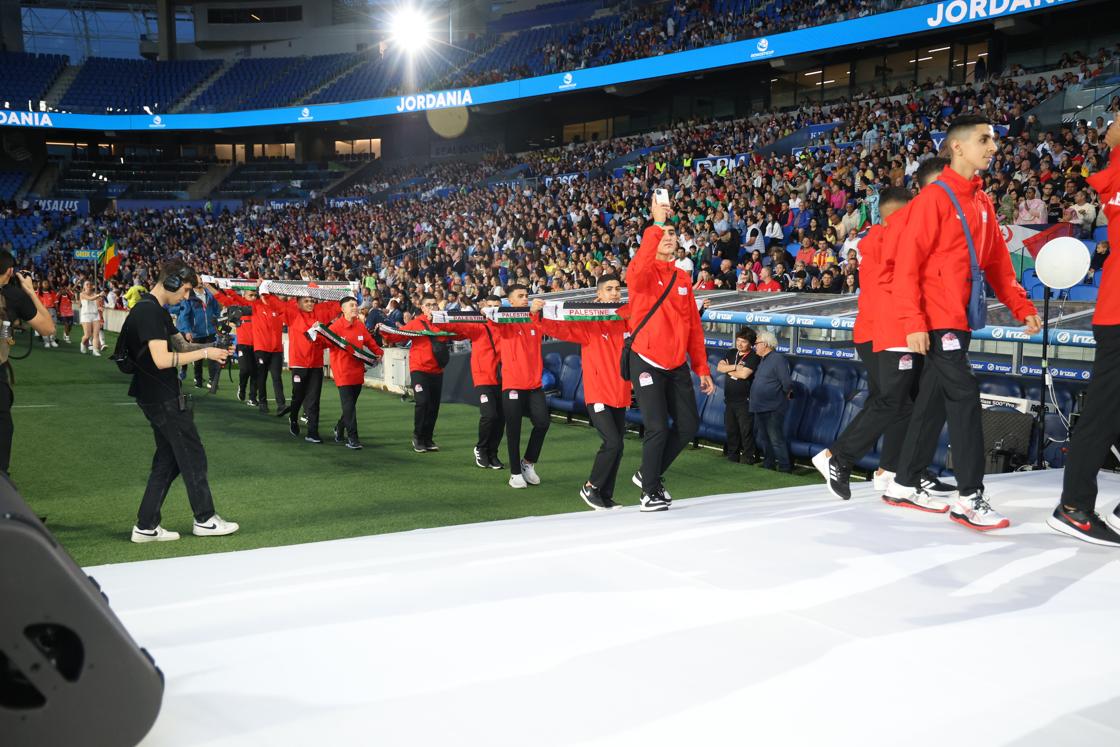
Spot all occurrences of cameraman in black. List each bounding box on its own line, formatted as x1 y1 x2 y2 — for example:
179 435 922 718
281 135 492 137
0 251 57 478
122 260 240 543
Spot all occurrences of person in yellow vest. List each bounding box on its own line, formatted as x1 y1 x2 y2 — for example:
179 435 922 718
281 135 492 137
124 283 148 309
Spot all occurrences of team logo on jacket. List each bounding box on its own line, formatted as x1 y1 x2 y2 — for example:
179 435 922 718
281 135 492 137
677 286 687 295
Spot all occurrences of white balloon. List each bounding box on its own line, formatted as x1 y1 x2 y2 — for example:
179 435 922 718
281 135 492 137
1034 236 1090 290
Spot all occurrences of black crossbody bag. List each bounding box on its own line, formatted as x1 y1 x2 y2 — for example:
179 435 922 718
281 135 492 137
619 279 676 381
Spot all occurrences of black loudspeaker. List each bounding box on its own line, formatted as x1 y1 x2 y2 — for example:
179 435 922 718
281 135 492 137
0 476 164 747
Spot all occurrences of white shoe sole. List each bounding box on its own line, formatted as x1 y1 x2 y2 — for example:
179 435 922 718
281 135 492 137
639 502 669 513
1047 515 1120 547
131 531 179 543
1106 512 1120 535
509 479 527 489
632 473 672 502
580 491 608 511
193 525 239 537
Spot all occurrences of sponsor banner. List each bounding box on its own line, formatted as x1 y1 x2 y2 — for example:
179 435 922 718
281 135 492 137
73 248 100 260
327 196 369 208
9 2 1079 132
1018 364 1093 381
692 153 751 175
267 199 306 210
542 172 586 187
430 136 502 160
971 359 1015 374
795 345 857 360
704 337 734 349
35 198 89 215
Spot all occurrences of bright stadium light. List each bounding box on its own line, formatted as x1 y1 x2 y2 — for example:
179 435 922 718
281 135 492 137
388 6 432 54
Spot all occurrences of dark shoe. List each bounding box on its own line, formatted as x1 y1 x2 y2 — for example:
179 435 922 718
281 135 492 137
258 404 270 415
639 489 670 513
411 437 425 453
580 485 609 511
334 423 344 443
237 385 246 402
276 405 292 418
601 495 622 510
247 399 259 408
1047 505 1120 547
305 433 323 444
346 439 364 450
425 441 440 452
920 471 958 498
193 379 204 389
632 471 672 503
488 455 505 470
726 454 741 463
289 419 300 437
812 450 852 501
474 447 488 469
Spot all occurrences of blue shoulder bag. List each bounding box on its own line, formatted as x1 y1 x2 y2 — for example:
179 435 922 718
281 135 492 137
932 180 988 330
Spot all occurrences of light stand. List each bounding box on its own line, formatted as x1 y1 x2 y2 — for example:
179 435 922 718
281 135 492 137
1032 289 1050 469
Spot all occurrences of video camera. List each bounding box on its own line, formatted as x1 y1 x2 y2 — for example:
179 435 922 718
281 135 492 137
209 305 251 394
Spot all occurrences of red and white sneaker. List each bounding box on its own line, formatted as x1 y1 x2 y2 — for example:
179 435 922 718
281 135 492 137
949 491 1010 531
882 480 950 513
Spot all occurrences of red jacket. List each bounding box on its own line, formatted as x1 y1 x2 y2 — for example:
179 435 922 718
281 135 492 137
380 316 464 374
493 313 545 391
434 321 501 387
328 316 382 386
870 206 916 352
891 167 1036 336
266 296 339 369
540 317 631 408
1089 148 1120 325
224 290 283 352
625 226 710 375
851 225 883 345
212 289 254 347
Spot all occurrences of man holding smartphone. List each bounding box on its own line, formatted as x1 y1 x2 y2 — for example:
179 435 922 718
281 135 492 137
123 260 240 543
626 193 714 511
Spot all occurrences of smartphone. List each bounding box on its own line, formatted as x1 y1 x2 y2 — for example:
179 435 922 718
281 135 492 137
654 188 670 206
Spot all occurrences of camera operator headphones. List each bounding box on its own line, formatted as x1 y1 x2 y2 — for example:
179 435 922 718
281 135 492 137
162 265 194 292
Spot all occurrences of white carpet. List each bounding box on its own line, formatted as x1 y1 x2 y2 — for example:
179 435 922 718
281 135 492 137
86 469 1120 747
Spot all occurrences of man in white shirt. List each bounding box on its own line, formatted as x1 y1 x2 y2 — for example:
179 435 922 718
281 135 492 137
674 248 695 276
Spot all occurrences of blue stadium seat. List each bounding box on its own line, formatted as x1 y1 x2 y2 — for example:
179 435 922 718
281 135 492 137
1066 285 1097 302
1094 226 1109 242
790 384 846 458
977 376 1022 399
1021 268 1037 286
783 381 810 443
544 352 563 382
822 363 860 399
697 383 726 443
547 354 584 413
792 362 823 393
1023 383 1073 416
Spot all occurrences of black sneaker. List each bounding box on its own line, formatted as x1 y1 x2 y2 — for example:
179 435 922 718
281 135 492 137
425 441 440 452
247 399 259 408
1108 506 1120 535
289 419 300 438
193 380 205 389
601 495 621 510
474 447 488 469
305 433 323 444
258 403 270 415
1047 505 1120 547
276 405 292 418
411 437 426 453
812 450 852 500
334 424 345 443
237 385 246 402
208 380 218 393
639 489 670 513
346 439 364 450
632 471 672 503
488 455 505 470
920 471 958 498
580 485 609 511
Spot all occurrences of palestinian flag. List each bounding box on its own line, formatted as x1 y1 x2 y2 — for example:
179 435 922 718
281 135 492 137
430 310 487 324
377 323 455 338
100 237 120 281
481 307 533 324
307 323 380 366
542 301 624 321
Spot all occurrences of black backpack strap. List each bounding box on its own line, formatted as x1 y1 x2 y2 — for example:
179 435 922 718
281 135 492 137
630 273 678 343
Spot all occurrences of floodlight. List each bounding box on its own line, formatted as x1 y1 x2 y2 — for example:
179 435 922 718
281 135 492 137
389 6 432 54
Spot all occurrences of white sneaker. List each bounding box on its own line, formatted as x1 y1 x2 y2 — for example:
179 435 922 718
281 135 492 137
520 461 540 485
950 491 1010 531
80 342 89 353
881 480 950 513
509 474 528 489
63 335 71 343
90 347 101 357
42 339 50 348
131 525 180 543
193 514 240 537
50 338 59 348
873 469 895 492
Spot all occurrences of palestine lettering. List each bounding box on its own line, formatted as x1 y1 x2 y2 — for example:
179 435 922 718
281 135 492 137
0 111 54 127
927 0 1069 27
396 90 473 113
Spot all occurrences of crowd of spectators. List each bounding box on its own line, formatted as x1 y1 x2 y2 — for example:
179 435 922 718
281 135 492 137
7 46 1116 330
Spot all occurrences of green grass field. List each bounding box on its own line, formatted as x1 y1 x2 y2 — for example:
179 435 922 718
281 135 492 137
8 331 818 567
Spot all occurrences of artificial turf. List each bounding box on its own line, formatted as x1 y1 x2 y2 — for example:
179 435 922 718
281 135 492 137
9 331 819 567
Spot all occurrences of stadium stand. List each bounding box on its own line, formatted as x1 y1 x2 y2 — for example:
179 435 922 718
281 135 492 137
187 53 359 112
0 171 29 202
0 51 67 110
52 159 213 200
60 57 221 113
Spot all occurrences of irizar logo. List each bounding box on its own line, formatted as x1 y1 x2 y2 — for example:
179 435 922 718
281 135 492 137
559 72 577 91
298 107 313 121
1055 331 1071 344
396 89 474 113
750 37 774 59
149 115 165 128
925 0 1071 28
0 111 54 128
